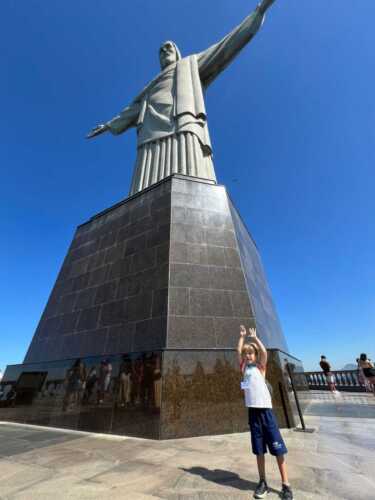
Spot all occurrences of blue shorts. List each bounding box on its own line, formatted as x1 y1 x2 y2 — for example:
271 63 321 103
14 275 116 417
248 408 288 456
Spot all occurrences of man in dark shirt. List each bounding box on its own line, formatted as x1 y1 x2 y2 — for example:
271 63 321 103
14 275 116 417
319 355 338 393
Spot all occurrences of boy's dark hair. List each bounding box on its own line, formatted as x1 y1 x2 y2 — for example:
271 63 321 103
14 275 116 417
360 353 367 361
320 355 326 359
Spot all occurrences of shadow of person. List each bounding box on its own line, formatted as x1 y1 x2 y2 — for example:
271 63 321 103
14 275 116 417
180 467 279 494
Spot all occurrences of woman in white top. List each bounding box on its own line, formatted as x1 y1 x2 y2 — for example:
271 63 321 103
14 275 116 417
238 325 293 500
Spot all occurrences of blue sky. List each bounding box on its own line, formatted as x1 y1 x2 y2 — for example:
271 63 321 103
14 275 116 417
1 0 374 373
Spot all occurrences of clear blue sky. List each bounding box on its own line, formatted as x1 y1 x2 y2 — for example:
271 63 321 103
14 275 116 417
1 0 374 373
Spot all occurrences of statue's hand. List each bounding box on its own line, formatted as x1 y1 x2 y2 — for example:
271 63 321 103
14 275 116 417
86 123 109 139
257 0 276 15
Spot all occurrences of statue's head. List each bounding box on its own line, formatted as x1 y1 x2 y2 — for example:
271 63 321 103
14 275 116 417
159 40 181 69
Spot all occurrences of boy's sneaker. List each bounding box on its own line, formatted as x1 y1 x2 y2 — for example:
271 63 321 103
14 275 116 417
280 483 293 499
253 479 269 498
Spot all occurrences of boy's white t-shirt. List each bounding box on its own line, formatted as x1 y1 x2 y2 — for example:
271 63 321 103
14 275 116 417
241 362 272 408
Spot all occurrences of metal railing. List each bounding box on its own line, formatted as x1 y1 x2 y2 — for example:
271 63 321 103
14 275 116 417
304 370 369 392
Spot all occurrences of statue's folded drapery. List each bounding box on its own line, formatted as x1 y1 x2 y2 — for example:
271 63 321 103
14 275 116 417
107 8 265 195
129 132 216 195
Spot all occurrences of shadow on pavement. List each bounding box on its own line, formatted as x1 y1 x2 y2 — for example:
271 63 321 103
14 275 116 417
180 466 280 495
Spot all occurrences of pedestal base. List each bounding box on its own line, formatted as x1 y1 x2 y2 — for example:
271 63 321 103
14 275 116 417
0 348 307 439
1 175 308 438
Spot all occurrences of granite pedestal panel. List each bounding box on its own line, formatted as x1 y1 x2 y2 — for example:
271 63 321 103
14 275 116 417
1 175 306 438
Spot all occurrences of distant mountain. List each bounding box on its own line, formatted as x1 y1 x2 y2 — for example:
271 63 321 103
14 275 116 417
342 364 357 370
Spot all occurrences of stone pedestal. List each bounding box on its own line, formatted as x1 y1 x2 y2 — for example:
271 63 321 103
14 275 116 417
1 175 307 438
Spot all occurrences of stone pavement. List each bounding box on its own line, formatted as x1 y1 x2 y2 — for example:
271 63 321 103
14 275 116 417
0 391 374 500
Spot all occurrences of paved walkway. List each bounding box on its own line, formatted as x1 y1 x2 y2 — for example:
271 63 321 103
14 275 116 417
0 391 374 500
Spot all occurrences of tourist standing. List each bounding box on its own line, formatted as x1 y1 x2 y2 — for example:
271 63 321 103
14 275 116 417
238 325 293 499
97 359 113 404
358 354 375 396
118 357 132 408
82 366 98 404
63 358 87 411
356 358 370 391
153 355 162 411
319 355 338 393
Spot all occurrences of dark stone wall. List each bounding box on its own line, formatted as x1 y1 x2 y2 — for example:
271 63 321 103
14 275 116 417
2 175 302 439
160 349 247 439
2 350 247 440
159 349 308 439
1 348 306 439
229 199 289 352
1 352 162 439
167 178 255 349
24 175 288 364
24 181 171 363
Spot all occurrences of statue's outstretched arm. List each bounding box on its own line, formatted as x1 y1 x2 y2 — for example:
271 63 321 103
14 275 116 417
86 101 141 139
198 0 277 87
258 0 276 15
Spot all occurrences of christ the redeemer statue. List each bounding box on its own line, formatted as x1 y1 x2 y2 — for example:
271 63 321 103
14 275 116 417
87 0 277 196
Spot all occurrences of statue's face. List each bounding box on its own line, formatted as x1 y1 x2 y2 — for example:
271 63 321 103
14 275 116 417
159 42 177 69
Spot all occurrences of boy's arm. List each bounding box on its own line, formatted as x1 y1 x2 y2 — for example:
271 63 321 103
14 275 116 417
237 324 247 365
248 327 267 369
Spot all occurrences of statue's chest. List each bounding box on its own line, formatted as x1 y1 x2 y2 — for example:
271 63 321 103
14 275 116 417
148 68 175 105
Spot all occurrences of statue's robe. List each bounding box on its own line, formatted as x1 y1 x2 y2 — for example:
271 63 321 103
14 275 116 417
107 9 264 195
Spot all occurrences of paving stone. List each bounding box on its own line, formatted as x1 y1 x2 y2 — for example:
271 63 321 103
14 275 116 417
1 392 375 499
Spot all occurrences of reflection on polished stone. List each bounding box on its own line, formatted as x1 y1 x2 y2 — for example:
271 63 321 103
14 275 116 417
161 349 309 439
0 352 162 439
161 350 247 439
0 348 308 439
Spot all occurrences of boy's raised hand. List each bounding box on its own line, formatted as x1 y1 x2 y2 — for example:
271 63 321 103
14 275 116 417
240 325 247 337
248 327 257 338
